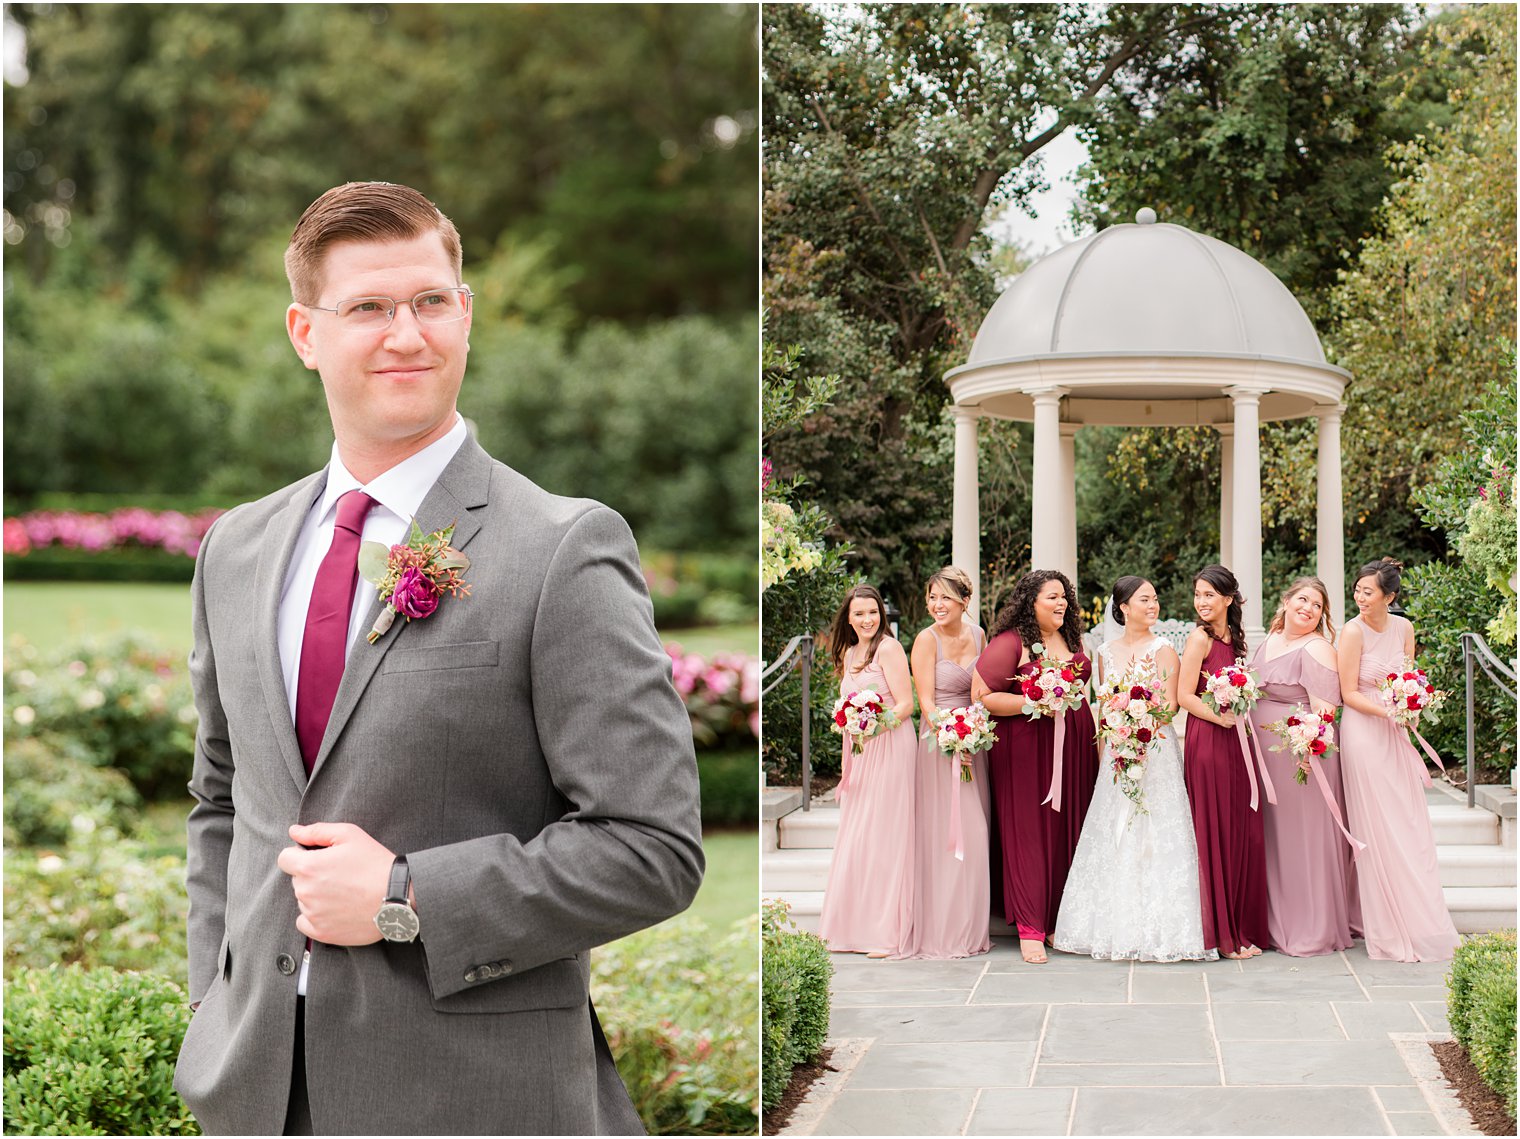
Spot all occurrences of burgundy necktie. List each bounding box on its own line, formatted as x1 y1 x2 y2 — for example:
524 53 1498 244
295 489 376 773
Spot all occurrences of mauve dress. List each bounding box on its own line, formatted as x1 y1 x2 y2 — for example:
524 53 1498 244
817 642 918 955
1184 636 1269 956
1339 615 1460 962
1248 638 1360 956
900 626 993 959
976 630 1098 941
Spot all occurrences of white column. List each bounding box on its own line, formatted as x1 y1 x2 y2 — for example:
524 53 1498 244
1227 386 1268 649
1029 387 1067 572
1059 422 1079 585
952 405 982 618
1216 424 1235 569
1314 403 1347 632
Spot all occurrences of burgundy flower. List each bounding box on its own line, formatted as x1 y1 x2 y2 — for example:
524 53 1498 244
1228 672 1247 687
1309 739 1328 756
1129 685 1148 700
1025 684 1045 701
1137 728 1152 743
392 567 440 619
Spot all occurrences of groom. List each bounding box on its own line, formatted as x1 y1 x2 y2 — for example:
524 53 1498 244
173 181 704 1135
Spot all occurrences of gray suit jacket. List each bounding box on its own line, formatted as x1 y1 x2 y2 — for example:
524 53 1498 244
173 436 704 1135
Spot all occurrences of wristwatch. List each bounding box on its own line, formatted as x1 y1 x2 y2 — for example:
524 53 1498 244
374 854 420 943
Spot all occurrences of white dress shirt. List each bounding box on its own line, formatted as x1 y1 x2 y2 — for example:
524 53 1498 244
275 414 467 992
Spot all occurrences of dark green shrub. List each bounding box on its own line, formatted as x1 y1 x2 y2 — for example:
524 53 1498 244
3 964 200 1135
3 634 196 800
1447 929 1517 1118
3 737 141 848
3 548 197 583
760 900 833 1110
590 915 759 1134
4 830 189 982
698 750 758 826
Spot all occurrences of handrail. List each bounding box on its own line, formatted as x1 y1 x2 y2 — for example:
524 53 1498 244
1461 632 1517 808
761 634 815 810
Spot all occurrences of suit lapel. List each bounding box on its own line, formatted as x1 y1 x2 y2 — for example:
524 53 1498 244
254 472 328 793
307 436 492 784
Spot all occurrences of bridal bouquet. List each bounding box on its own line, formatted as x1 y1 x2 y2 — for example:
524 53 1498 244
1377 661 1448 730
1263 705 1337 785
1200 661 1264 719
931 703 996 782
831 689 899 744
1094 656 1175 815
1019 644 1087 720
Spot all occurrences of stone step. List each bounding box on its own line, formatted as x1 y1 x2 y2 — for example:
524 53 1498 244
763 848 835 892
777 803 842 849
1446 886 1518 934
767 890 822 933
1438 844 1517 888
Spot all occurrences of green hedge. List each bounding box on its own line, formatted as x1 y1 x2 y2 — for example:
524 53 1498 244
698 749 758 826
3 964 200 1136
760 901 832 1110
3 737 141 848
4 548 196 583
1447 928 1517 1118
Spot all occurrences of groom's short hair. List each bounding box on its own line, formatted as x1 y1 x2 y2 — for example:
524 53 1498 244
284 181 463 305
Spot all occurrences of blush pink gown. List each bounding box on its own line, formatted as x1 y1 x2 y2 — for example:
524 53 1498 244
1338 615 1460 962
817 641 918 955
1249 639 1360 956
899 626 992 959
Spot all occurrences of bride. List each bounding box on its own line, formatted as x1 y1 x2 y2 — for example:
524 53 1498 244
1051 576 1216 962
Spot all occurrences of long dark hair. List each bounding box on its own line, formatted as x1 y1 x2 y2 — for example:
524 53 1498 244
1109 576 1150 627
1193 564 1247 659
1355 557 1403 602
827 583 888 677
989 570 1084 655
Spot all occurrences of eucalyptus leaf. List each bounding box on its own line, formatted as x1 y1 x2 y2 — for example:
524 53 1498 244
408 517 427 549
357 541 391 585
436 548 471 571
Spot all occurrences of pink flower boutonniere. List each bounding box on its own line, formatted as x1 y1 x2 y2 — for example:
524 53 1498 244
359 519 471 644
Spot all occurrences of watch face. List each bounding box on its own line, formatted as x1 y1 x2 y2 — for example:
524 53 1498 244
375 903 420 942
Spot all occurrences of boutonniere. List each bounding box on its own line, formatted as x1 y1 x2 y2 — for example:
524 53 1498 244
359 519 471 644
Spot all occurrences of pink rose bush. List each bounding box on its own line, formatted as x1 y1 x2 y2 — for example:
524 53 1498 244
665 644 759 749
4 508 224 559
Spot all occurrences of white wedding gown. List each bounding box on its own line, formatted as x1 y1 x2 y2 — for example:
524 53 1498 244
1052 634 1217 962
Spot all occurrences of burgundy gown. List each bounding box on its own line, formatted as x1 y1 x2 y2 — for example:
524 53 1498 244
975 630 1098 942
1184 635 1269 956
1248 638 1359 956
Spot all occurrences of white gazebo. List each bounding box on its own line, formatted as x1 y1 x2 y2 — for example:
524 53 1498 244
946 208 1351 641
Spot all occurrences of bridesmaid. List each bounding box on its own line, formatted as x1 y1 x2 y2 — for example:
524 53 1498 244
817 583 919 957
1336 558 1460 962
902 567 992 959
1178 564 1269 959
971 570 1098 964
1249 577 1358 956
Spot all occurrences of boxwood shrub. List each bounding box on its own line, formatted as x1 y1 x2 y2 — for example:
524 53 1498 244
3 737 142 848
3 964 200 1136
760 900 832 1110
1447 928 1517 1118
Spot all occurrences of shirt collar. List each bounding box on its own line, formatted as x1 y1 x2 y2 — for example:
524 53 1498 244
316 416 469 527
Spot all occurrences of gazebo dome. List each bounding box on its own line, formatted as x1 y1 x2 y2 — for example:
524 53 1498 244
968 215 1328 368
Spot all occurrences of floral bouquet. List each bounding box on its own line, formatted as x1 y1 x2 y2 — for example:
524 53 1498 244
1094 656 1175 816
931 703 996 782
1200 661 1264 719
1263 705 1337 785
1377 661 1448 730
1019 644 1088 720
831 689 899 744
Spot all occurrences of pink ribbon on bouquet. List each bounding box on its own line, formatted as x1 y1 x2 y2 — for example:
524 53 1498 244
1234 719 1277 811
1403 726 1446 787
923 723 968 862
1303 754 1366 853
837 734 856 803
1040 709 1067 812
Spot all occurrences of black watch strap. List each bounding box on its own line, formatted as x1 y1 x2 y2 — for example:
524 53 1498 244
385 854 410 906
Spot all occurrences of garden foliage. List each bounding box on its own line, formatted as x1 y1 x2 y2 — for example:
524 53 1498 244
590 915 760 1135
3 737 140 848
1446 929 1518 1118
3 965 199 1136
760 900 832 1111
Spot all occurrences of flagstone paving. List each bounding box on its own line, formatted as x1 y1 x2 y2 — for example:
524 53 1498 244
779 941 1476 1136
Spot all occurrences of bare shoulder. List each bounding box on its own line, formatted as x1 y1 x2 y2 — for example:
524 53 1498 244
878 636 909 663
1182 626 1211 654
1305 636 1337 668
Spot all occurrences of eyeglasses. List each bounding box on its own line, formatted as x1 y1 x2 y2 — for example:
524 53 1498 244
304 287 473 331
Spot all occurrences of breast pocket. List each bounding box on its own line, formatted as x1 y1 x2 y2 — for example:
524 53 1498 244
381 639 500 674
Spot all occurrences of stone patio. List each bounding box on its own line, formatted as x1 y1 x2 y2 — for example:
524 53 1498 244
777 941 1477 1136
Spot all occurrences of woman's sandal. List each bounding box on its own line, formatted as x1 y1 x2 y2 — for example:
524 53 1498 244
865 950 891 959
1019 938 1048 965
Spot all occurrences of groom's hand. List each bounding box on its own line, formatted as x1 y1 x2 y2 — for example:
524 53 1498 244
277 822 395 945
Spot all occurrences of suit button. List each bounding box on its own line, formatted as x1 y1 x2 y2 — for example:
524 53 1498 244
464 968 480 983
498 961 512 975
481 964 499 979
276 954 297 975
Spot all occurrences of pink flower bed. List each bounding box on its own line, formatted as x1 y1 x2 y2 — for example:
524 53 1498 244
4 508 225 559
665 643 760 746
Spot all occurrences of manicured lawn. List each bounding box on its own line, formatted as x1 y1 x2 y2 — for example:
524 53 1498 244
3 582 756 658
682 828 758 932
